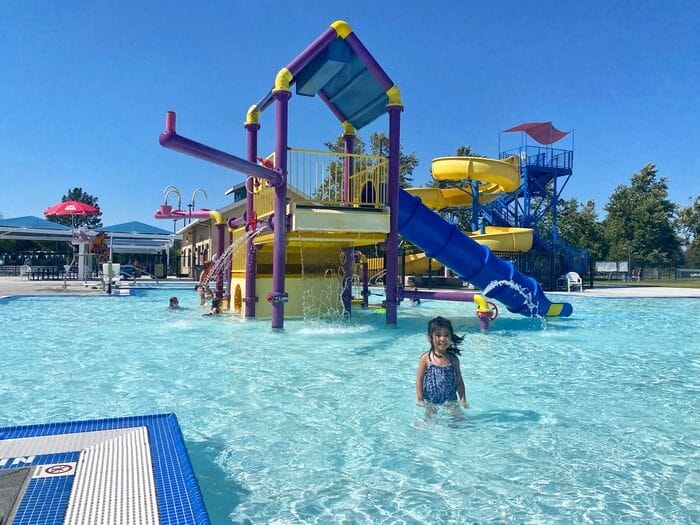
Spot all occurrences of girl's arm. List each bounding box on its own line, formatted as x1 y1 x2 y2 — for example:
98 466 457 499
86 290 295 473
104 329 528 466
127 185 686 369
453 356 469 408
415 353 428 406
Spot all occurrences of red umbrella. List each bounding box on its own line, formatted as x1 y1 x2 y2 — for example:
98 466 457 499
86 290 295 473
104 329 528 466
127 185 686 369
44 200 101 216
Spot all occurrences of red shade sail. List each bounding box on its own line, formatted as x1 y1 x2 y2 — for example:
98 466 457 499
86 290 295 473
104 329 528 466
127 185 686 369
44 200 101 216
503 122 569 145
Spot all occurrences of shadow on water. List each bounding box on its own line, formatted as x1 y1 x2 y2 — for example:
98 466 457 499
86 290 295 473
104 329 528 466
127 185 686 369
412 409 541 431
186 440 248 521
468 409 541 424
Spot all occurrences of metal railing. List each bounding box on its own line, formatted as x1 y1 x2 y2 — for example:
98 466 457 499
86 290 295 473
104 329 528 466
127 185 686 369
287 148 388 208
500 146 573 171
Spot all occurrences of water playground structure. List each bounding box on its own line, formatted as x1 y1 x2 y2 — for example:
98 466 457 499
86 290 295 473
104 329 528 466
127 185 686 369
155 19 575 329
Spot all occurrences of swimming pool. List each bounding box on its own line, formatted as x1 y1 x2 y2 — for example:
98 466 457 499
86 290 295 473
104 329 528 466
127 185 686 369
1 290 698 523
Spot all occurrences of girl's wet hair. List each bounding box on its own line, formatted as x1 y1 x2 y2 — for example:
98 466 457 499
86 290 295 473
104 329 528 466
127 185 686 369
427 316 464 355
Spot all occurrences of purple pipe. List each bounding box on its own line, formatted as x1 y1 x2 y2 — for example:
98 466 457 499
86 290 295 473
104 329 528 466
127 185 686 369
155 208 216 221
318 91 347 123
159 111 283 186
227 215 246 230
400 290 479 302
384 106 402 325
286 28 337 76
271 90 291 329
344 33 394 91
215 223 225 299
245 122 260 318
400 290 492 332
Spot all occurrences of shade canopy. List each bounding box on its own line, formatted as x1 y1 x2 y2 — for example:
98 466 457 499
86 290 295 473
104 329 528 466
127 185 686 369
503 122 569 145
44 200 101 216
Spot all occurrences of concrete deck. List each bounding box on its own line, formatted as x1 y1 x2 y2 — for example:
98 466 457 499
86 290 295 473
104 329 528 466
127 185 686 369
1 276 698 299
0 276 108 298
548 286 700 298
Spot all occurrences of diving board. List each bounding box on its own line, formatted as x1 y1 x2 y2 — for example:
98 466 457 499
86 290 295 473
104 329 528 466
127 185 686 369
0 413 209 524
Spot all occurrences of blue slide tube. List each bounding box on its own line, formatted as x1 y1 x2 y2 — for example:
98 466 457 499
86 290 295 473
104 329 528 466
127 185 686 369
397 189 572 317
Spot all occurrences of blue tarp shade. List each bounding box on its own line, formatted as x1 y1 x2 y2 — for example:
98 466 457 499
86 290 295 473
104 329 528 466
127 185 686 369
0 216 72 231
295 38 388 130
101 221 173 236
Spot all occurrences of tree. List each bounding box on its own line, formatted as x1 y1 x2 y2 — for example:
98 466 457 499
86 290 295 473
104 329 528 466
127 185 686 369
603 164 682 266
676 195 700 266
557 198 607 260
46 188 103 229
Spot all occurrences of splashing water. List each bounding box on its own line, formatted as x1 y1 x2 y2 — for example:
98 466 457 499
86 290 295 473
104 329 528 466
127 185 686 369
482 278 542 320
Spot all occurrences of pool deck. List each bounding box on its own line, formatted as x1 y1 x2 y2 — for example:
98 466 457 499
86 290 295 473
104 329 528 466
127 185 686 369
1 275 698 299
0 276 108 298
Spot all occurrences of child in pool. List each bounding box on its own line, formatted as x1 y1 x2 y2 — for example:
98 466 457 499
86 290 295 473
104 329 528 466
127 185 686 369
415 316 469 410
406 276 420 306
204 297 222 316
168 296 180 309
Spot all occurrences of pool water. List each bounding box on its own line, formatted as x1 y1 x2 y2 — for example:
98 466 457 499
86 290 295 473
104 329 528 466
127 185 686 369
1 291 698 523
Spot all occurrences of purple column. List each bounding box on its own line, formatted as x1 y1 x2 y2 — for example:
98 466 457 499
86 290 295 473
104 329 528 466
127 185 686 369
384 105 403 325
215 223 225 298
225 229 233 309
340 130 355 316
343 130 354 202
271 90 291 329
361 262 369 307
244 121 260 317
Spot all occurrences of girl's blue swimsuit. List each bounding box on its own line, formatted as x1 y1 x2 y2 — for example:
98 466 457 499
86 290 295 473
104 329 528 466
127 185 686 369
422 351 457 404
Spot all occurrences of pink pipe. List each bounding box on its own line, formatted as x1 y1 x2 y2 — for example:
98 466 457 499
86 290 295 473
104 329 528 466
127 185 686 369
155 207 216 221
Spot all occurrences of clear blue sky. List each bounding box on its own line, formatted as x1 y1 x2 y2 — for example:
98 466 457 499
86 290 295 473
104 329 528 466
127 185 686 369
1 1 697 228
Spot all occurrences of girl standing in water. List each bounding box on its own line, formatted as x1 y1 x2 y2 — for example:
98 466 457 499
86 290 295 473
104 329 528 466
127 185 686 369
415 316 469 410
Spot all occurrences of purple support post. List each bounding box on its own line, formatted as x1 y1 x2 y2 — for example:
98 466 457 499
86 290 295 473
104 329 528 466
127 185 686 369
215 223 225 299
225 229 233 309
341 248 353 316
343 130 354 202
361 262 369 307
384 105 402 325
340 129 355 316
271 90 291 329
477 312 491 333
244 121 260 317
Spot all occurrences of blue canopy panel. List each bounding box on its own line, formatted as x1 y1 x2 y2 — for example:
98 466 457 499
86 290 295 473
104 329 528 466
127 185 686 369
0 216 72 231
294 38 388 130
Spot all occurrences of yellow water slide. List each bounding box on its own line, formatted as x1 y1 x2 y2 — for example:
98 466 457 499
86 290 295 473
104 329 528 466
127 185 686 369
403 156 532 275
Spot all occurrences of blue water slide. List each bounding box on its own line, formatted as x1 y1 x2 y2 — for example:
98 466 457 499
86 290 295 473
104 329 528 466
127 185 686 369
397 189 572 317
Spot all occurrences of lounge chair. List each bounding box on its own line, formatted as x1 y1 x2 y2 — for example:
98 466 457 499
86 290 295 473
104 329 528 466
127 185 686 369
19 264 32 280
563 271 583 292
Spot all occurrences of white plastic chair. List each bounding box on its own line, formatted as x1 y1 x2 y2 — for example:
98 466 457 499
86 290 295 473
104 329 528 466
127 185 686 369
565 271 583 292
19 264 32 279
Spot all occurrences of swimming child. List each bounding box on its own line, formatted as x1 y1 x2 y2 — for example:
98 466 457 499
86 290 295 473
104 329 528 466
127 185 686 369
168 296 180 309
415 316 469 410
198 261 214 305
406 276 420 306
204 297 222 316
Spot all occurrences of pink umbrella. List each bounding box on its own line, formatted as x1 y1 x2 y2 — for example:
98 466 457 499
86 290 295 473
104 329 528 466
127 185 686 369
44 200 100 216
